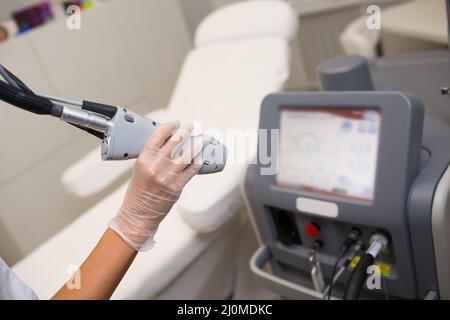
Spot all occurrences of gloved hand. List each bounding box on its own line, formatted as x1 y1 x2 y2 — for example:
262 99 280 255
109 120 202 251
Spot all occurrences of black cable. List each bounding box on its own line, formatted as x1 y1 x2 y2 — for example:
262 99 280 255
343 253 374 300
0 65 35 95
326 228 361 299
327 248 347 300
0 79 54 115
343 233 389 300
0 65 107 140
0 64 56 115
69 123 104 140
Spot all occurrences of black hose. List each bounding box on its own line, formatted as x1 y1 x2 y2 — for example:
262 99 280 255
343 253 374 300
327 248 347 300
0 80 54 115
0 65 35 94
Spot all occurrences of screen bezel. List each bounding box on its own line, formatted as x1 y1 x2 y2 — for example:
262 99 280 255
256 92 423 213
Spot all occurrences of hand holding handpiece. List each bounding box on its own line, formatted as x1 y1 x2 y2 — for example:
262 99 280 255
110 120 203 251
52 122 209 299
0 65 228 299
0 64 227 175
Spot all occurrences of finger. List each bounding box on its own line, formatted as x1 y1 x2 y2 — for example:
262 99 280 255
160 123 193 158
182 163 203 182
143 120 181 152
172 136 204 172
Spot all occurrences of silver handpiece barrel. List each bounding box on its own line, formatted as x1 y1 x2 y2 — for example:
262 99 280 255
61 106 112 133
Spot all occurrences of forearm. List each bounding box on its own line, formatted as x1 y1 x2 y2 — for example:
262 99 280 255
52 121 200 300
52 228 137 300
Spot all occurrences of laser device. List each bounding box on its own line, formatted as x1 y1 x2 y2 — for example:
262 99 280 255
245 53 450 300
0 65 227 174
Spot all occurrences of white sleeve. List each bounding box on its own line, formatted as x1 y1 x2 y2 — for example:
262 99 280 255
0 257 38 300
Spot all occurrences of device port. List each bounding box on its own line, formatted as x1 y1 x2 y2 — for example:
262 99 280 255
270 207 302 246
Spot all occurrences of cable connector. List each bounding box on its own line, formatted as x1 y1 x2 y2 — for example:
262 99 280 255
340 228 362 252
343 232 390 300
325 228 362 300
366 233 389 258
323 239 363 300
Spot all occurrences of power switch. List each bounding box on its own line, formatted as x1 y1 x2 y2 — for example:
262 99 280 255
305 223 321 239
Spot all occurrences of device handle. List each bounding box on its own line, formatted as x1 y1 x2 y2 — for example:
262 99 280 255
249 245 337 300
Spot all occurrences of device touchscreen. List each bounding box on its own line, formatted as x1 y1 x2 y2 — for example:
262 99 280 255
277 108 381 202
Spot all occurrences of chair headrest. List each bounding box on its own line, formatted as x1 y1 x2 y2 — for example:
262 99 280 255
194 0 299 47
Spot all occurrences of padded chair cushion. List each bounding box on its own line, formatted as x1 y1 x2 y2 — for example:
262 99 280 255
168 38 291 129
195 0 298 47
169 38 290 232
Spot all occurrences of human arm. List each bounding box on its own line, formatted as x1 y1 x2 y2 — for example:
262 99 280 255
52 120 201 300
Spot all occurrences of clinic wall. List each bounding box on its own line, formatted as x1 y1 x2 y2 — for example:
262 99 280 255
0 0 191 265
178 0 242 36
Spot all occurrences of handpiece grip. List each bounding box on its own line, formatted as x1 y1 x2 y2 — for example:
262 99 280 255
101 108 227 175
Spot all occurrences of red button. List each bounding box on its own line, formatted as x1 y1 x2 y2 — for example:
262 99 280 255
305 223 321 239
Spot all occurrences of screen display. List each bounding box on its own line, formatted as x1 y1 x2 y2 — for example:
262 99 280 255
277 108 381 203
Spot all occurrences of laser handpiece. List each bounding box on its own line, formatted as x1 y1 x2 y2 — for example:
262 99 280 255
0 65 227 174
43 94 227 174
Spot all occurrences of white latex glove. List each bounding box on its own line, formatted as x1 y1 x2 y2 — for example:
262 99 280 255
109 120 202 251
